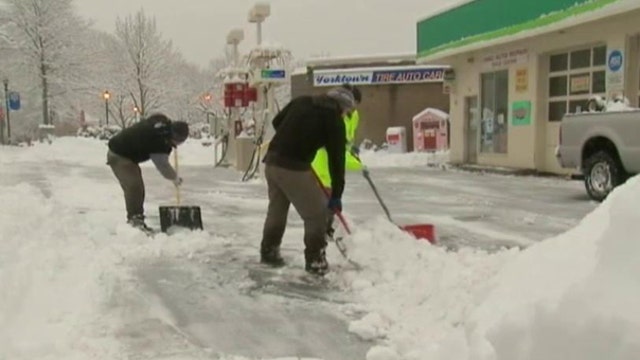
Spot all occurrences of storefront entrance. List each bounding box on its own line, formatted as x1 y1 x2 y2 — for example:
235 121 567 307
480 70 509 154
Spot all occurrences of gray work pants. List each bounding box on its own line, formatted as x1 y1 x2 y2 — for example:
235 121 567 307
107 150 145 219
261 164 330 260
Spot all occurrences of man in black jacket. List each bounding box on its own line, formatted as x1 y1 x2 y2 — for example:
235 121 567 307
106 113 189 233
260 87 355 275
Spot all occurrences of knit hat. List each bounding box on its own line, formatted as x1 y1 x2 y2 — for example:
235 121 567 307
327 87 356 112
171 121 189 143
341 83 362 103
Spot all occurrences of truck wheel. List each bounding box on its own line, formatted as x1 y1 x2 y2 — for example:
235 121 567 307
583 151 625 202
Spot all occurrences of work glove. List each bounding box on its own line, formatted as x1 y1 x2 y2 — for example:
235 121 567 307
173 176 183 187
328 197 342 213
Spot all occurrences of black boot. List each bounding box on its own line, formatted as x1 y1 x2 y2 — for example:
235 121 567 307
260 246 286 267
305 248 329 276
127 214 154 234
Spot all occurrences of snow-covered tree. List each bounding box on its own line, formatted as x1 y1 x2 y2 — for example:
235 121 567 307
114 8 177 117
0 0 92 126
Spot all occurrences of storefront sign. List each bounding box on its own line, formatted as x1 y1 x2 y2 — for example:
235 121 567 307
483 48 529 70
313 66 446 87
515 68 528 93
606 48 624 96
313 70 372 86
570 74 591 94
511 100 531 126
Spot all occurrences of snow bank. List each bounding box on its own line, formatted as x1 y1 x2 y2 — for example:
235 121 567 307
332 220 516 359
359 149 449 169
460 174 640 360
338 174 640 359
0 175 221 359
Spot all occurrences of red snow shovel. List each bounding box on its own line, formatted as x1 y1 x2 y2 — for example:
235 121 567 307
311 169 363 269
362 168 436 244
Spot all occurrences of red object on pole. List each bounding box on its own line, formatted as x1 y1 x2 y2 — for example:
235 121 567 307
244 86 258 103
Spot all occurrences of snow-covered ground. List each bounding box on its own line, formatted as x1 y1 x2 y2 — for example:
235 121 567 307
2 137 636 360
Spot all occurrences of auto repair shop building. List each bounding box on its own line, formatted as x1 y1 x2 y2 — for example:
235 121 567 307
291 54 450 151
416 0 640 174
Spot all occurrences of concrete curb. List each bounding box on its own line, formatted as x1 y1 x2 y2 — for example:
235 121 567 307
448 164 582 180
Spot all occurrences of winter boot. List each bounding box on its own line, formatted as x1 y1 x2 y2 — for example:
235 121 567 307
127 214 154 234
305 248 329 276
260 246 286 267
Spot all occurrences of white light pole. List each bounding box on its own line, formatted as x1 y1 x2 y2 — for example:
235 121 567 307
226 28 244 65
248 2 270 46
225 28 245 167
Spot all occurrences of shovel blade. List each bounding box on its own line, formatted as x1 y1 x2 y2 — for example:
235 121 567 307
159 205 203 233
401 224 436 244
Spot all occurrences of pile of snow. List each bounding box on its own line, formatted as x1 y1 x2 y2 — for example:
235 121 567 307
0 177 219 359
605 99 637 112
332 219 516 360
358 149 449 169
336 175 640 360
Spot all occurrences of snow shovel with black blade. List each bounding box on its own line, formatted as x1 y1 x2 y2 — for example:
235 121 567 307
159 148 203 233
362 168 436 244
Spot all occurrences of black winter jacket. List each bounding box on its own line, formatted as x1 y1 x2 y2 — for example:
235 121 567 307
264 95 346 199
108 115 173 163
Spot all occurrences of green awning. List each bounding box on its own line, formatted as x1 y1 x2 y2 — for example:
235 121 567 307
417 0 623 61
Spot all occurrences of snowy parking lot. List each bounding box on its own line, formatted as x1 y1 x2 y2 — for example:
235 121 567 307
4 138 638 360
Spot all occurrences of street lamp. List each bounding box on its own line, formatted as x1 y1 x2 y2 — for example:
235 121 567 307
248 2 270 46
103 90 110 126
3 78 10 144
226 28 244 65
133 106 140 123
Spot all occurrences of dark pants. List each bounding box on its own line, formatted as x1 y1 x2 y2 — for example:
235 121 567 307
107 150 145 219
261 164 330 260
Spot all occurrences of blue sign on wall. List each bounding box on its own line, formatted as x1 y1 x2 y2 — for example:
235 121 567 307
8 91 20 111
608 50 623 72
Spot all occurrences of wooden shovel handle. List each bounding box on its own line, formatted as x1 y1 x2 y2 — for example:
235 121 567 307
174 149 180 206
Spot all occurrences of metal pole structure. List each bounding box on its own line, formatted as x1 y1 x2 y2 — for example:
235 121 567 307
4 79 11 145
257 22 262 46
103 90 111 126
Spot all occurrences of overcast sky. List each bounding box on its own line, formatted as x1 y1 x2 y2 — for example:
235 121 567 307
75 0 459 68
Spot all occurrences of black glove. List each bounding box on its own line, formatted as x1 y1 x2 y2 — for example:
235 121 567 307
328 197 342 212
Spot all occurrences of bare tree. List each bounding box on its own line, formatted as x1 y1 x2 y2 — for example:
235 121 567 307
114 8 175 117
0 0 91 125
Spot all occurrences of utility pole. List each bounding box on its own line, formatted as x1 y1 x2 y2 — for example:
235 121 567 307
3 78 11 144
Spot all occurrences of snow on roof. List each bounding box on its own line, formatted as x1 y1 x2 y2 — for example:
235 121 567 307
306 52 416 67
413 107 450 121
417 0 640 63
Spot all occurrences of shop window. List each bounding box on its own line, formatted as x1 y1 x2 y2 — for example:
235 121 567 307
547 44 607 121
480 70 509 154
550 54 568 72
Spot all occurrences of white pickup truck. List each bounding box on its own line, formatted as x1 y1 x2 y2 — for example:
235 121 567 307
556 110 640 201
